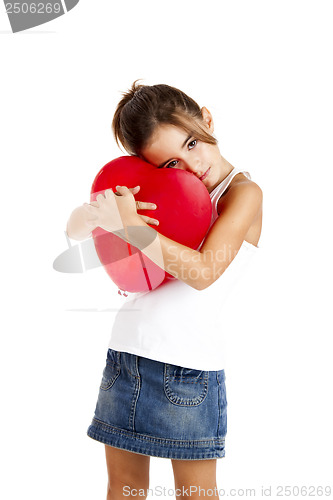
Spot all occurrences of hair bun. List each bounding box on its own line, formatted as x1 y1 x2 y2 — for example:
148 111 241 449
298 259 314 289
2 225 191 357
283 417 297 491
112 81 217 155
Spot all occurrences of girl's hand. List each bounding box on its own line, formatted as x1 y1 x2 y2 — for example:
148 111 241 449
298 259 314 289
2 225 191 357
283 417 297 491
130 186 159 226
83 185 159 233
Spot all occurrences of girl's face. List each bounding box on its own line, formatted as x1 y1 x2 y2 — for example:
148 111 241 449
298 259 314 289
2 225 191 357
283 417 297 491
141 109 225 194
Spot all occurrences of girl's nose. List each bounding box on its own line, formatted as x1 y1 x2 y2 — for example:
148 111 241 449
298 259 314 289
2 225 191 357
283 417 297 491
184 158 203 178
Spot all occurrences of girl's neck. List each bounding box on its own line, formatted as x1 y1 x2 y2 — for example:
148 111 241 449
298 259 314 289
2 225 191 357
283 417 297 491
209 155 235 193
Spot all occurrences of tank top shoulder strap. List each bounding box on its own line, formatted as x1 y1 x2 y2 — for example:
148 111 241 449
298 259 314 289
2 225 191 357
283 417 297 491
196 166 252 251
210 167 251 204
209 167 251 225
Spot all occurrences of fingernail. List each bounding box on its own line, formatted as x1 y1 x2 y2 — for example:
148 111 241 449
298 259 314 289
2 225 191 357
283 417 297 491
152 204 157 209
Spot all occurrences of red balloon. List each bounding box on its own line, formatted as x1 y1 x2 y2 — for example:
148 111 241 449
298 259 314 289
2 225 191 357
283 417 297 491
90 156 212 292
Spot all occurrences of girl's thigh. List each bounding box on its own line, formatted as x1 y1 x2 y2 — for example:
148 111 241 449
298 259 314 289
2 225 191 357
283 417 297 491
171 458 217 488
105 445 150 489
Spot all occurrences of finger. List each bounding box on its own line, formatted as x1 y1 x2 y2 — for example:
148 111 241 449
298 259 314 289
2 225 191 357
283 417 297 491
136 201 157 210
96 193 105 204
130 186 140 194
139 215 159 226
104 189 115 198
115 185 131 195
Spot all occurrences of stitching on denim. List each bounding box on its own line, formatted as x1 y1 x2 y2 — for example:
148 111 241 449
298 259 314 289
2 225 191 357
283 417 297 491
87 431 225 459
169 379 204 383
107 349 121 366
90 417 225 447
123 352 140 379
163 365 209 406
216 370 227 438
216 371 221 437
100 363 121 391
128 357 141 431
88 434 224 457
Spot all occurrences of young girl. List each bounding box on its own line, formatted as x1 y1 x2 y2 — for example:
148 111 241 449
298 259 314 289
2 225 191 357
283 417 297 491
66 81 263 499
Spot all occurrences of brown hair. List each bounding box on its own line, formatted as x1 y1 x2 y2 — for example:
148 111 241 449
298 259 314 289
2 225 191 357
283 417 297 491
112 80 217 156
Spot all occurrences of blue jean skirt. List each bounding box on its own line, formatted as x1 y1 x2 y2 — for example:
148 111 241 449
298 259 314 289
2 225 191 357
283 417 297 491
87 349 227 460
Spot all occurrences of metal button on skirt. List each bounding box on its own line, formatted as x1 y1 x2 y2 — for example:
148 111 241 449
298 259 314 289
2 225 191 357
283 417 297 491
87 349 227 460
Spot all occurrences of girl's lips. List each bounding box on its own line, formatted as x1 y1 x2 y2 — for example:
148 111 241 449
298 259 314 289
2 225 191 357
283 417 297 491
200 167 211 181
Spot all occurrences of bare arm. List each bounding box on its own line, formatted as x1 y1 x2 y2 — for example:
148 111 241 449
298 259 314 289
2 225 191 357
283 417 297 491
66 186 159 241
130 182 263 290
86 182 263 290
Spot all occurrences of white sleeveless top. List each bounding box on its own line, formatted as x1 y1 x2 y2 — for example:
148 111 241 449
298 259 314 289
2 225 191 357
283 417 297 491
108 167 259 371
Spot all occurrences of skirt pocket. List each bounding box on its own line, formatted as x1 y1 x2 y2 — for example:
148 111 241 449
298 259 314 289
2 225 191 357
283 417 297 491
163 364 209 407
99 349 121 391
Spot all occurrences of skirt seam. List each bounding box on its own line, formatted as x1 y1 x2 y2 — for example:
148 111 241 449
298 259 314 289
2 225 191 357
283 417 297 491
89 417 225 447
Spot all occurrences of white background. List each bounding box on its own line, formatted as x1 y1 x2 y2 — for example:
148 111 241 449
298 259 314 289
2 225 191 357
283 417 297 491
1 1 332 498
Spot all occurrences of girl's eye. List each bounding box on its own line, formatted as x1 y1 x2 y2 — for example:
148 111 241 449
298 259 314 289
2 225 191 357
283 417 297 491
188 139 197 150
166 160 179 168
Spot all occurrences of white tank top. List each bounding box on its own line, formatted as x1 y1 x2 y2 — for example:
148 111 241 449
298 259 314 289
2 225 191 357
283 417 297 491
108 167 259 371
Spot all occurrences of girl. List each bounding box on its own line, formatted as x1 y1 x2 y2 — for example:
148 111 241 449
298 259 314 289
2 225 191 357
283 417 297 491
66 81 263 499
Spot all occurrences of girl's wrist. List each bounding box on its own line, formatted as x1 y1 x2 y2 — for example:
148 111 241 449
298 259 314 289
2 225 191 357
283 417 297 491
122 214 147 229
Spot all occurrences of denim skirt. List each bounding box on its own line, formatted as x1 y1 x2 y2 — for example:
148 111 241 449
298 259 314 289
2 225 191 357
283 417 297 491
87 349 227 460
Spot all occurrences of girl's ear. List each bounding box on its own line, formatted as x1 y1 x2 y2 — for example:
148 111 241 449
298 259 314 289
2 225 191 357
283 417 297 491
201 107 214 133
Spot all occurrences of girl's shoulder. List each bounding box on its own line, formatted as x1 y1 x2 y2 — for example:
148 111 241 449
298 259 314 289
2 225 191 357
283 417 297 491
216 173 263 248
217 172 262 212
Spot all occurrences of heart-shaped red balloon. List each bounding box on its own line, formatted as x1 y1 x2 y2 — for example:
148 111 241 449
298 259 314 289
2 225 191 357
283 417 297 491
90 156 212 292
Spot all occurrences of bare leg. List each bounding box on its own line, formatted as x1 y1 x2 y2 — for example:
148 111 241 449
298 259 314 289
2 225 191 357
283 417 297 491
171 459 219 500
105 445 150 500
